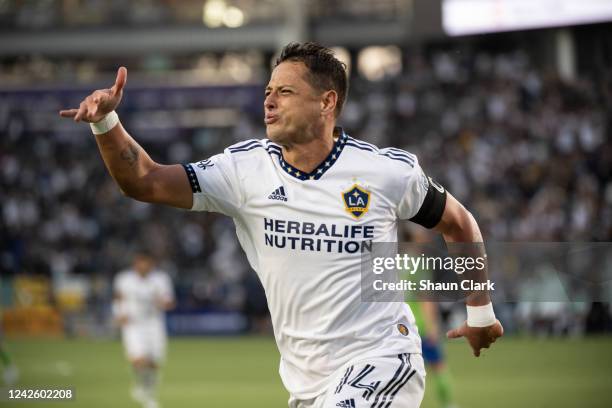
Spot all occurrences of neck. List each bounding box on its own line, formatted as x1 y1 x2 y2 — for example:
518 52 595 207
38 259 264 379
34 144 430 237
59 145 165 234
282 125 336 173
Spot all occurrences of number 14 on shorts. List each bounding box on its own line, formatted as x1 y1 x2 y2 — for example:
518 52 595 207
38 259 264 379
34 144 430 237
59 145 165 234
332 353 423 408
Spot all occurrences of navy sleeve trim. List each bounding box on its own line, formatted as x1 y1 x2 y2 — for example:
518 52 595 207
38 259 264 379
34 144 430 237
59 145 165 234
230 140 260 151
228 144 264 154
182 164 202 193
409 177 447 229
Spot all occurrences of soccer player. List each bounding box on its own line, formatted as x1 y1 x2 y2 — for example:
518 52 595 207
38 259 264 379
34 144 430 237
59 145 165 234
0 339 19 386
60 42 502 408
411 302 458 408
0 302 19 386
402 228 458 408
112 252 175 408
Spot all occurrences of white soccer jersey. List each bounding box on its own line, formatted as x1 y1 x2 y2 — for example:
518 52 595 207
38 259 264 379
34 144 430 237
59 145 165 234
184 128 446 399
113 269 174 326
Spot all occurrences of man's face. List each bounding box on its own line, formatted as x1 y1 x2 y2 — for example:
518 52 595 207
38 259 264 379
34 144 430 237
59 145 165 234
133 255 154 276
264 61 323 145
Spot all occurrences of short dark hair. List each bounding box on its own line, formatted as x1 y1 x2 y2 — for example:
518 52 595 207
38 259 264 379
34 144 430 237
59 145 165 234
132 248 155 261
275 42 348 118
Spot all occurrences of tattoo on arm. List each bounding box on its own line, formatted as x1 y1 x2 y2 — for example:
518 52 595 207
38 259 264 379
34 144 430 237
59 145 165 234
120 143 139 167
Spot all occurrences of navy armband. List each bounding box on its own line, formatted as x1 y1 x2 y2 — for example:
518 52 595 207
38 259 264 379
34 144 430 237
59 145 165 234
182 164 202 193
409 176 447 229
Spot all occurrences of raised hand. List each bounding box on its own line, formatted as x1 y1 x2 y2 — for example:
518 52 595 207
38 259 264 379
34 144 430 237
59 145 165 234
59 67 127 123
447 319 503 357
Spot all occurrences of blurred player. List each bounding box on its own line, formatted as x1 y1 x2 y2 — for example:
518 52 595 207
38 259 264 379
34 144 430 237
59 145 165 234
401 228 457 408
410 302 458 408
0 339 18 386
0 301 19 386
113 252 175 408
60 42 502 407
403 227 458 408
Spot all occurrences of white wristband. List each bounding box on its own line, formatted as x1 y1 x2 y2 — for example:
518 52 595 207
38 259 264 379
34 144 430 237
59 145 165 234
90 111 119 135
466 303 496 327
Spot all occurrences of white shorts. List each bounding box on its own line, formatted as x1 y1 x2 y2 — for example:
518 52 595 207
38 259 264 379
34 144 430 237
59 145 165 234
289 353 425 408
121 323 167 363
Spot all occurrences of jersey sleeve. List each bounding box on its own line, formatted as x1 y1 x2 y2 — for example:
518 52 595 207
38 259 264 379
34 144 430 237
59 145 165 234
397 160 447 229
182 150 243 217
112 273 124 296
111 275 125 318
157 273 175 303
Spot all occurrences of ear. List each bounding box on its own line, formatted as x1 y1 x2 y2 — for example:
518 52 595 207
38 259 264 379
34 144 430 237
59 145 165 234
320 90 338 117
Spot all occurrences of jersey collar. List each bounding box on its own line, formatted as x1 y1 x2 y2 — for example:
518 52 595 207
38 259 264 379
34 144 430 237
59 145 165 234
275 127 348 181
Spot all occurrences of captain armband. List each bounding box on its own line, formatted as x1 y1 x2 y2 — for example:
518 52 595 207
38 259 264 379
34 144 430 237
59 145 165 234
409 176 447 229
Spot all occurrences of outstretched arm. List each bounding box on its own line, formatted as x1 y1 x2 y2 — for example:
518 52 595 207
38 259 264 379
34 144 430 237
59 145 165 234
433 193 504 356
59 67 192 209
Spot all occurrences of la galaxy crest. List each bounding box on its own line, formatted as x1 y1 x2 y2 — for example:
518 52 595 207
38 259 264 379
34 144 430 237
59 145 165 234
342 184 371 219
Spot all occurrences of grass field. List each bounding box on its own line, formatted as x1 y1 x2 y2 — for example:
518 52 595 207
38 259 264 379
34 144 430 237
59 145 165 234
2 336 612 408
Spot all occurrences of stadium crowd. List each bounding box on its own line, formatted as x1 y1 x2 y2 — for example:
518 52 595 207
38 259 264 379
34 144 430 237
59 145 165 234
1 47 611 334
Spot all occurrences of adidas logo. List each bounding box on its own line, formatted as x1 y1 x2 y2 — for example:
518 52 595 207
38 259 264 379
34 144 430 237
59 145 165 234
268 186 288 202
336 399 355 408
